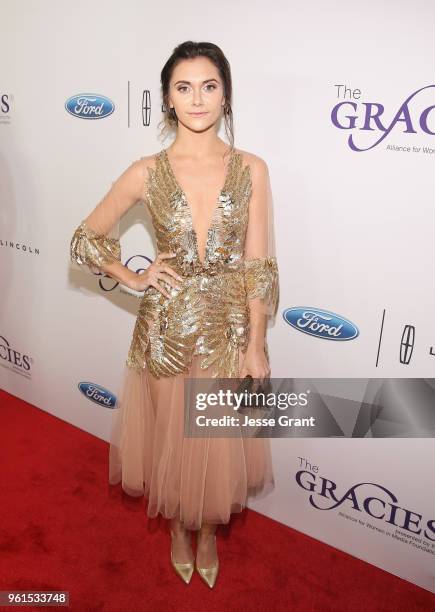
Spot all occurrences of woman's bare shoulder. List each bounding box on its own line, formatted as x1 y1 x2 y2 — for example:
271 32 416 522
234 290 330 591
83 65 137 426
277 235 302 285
137 150 161 172
114 152 161 199
235 147 269 176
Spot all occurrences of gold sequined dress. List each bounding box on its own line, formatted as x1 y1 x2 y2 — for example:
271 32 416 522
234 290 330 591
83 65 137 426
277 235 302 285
70 147 279 530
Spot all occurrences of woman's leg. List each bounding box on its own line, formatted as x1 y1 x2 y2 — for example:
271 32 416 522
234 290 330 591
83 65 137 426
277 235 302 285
170 517 194 564
196 522 218 567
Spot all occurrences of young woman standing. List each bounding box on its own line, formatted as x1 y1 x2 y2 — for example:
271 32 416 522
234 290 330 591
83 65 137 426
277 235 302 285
70 40 279 588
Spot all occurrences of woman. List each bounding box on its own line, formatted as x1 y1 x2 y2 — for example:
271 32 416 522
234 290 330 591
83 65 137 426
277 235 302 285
70 40 279 588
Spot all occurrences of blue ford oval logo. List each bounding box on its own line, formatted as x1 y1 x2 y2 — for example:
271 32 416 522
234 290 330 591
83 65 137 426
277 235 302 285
283 306 359 340
78 382 117 408
65 93 115 119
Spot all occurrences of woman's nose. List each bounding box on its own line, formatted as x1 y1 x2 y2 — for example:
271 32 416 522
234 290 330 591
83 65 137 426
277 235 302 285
192 89 204 104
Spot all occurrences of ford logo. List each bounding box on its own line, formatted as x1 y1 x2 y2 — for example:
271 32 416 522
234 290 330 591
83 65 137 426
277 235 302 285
65 93 115 119
283 306 359 340
78 382 117 408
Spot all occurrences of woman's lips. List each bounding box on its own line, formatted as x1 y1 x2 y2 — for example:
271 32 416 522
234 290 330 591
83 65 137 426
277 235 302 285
189 112 208 117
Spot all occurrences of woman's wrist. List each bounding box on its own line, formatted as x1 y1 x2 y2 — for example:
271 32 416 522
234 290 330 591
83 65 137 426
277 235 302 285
126 270 146 291
99 260 140 290
247 335 266 350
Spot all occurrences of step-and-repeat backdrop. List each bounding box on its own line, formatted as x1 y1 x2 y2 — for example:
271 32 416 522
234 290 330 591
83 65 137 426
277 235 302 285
1 0 434 595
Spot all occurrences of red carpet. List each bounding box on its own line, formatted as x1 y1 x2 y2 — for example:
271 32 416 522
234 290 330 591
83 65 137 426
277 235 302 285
1 388 434 611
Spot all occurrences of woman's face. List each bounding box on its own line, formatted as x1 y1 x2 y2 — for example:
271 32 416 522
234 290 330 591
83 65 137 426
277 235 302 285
168 56 225 133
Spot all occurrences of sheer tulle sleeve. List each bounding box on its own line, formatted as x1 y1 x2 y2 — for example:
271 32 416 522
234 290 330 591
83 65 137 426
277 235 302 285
70 158 147 275
243 157 280 322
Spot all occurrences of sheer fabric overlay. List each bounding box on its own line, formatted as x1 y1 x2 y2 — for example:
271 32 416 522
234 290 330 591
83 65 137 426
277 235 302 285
243 157 279 323
70 149 279 530
70 158 149 276
108 353 274 529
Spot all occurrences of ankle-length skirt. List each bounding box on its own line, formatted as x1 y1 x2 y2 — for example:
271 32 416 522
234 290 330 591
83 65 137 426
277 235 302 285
108 349 275 530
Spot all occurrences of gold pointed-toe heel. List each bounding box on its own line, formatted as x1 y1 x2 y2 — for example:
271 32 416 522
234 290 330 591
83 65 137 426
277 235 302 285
195 534 219 588
170 530 194 584
171 550 195 584
195 559 219 588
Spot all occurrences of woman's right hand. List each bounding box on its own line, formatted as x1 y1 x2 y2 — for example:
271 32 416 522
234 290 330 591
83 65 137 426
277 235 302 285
132 251 183 299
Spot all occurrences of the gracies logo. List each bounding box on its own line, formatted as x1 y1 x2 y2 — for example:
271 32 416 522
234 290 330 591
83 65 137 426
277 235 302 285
283 307 358 340
331 84 435 151
296 469 435 541
65 94 115 119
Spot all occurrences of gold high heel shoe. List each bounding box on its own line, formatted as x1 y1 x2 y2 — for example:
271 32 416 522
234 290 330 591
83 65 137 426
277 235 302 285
195 534 219 588
170 529 194 584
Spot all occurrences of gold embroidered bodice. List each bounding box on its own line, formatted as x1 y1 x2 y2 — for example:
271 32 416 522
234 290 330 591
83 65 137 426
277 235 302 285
70 148 279 379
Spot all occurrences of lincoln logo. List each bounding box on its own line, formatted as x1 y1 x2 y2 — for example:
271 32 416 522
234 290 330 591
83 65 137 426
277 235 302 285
296 470 435 541
400 325 415 364
142 90 151 126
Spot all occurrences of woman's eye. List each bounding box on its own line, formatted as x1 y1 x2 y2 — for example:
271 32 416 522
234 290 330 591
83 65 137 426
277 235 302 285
176 84 217 93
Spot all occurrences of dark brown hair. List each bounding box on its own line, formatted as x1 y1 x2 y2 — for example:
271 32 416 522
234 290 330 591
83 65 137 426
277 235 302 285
159 41 234 148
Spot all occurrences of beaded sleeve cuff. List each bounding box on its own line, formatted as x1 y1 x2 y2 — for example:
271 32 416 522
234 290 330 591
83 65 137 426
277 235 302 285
244 256 279 317
70 220 121 273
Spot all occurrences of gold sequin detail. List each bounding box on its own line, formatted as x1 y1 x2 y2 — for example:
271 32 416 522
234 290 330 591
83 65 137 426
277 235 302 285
70 220 121 273
71 148 279 379
244 256 279 317
127 149 256 378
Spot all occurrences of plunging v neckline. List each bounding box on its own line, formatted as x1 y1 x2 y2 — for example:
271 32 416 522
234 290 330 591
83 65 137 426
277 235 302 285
162 147 236 265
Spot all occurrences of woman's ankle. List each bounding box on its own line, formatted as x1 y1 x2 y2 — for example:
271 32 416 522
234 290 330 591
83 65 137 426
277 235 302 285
198 527 217 539
170 518 189 536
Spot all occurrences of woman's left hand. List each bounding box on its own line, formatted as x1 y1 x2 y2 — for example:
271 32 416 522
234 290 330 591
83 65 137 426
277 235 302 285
239 343 271 383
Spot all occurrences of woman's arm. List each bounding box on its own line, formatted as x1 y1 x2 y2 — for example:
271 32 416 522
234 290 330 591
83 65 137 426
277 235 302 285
243 155 279 346
70 157 149 289
240 155 279 379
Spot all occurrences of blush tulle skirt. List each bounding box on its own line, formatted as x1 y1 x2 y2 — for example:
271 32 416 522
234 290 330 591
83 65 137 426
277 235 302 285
108 351 275 531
